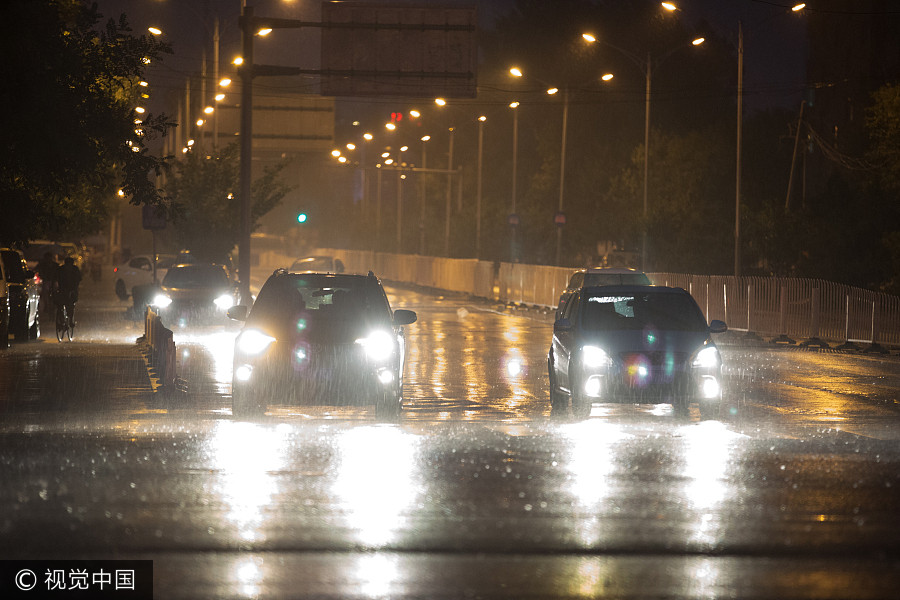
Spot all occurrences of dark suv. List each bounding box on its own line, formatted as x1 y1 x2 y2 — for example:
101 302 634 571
228 269 417 418
549 285 727 418
0 248 40 341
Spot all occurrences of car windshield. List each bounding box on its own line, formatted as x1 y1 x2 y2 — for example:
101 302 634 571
581 292 708 332
162 265 228 288
249 274 389 333
583 272 651 286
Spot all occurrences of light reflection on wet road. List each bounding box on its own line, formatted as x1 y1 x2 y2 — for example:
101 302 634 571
1 281 900 598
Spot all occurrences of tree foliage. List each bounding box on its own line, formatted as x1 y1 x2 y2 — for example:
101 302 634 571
0 0 172 246
164 143 293 263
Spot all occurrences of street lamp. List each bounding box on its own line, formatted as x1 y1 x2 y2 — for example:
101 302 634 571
509 100 520 263
510 66 614 266
734 3 806 277
582 32 704 271
476 115 486 260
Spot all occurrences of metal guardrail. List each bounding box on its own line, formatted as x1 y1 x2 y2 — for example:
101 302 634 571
264 249 899 349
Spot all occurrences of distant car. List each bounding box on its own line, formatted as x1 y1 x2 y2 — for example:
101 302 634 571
113 254 177 300
150 263 238 326
228 269 417 418
556 267 651 319
0 248 40 341
22 240 84 271
548 285 727 418
289 255 345 273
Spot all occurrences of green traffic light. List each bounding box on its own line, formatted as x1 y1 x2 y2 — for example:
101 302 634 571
297 213 308 224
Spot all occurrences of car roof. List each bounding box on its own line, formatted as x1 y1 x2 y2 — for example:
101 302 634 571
577 267 646 275
579 284 688 296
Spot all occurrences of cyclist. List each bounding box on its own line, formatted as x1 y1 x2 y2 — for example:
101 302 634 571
55 256 82 331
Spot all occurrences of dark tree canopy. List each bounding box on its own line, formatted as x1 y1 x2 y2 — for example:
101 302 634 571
0 0 172 246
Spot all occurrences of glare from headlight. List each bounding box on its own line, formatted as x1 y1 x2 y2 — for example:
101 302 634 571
377 368 395 385
237 329 276 355
151 294 172 308
582 345 611 369
356 330 395 361
700 375 721 398
692 346 721 369
214 293 235 310
235 364 253 382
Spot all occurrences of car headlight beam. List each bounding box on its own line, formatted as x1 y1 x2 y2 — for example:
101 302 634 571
356 330 395 362
582 345 611 369
237 329 276 355
692 346 721 369
151 294 172 308
214 293 235 310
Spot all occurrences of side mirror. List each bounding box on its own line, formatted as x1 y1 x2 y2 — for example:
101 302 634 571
227 305 249 321
554 318 573 333
709 319 728 334
393 309 417 326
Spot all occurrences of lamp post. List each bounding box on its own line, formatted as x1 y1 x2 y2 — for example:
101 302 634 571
509 101 519 263
510 67 613 266
582 33 704 271
734 3 806 277
476 115 486 260
419 135 430 255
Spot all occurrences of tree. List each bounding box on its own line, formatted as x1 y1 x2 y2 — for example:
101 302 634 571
0 0 172 246
164 143 292 263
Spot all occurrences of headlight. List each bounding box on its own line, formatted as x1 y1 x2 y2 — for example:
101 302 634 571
214 293 235 310
582 345 611 369
237 329 276 355
151 294 172 308
692 346 721 369
356 330 395 362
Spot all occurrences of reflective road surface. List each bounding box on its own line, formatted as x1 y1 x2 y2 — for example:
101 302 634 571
1 278 900 598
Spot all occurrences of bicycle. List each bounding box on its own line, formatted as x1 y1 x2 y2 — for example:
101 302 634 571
54 292 75 342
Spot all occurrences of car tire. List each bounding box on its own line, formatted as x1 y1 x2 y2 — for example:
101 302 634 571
28 310 39 341
115 279 128 301
548 361 568 415
0 314 8 350
232 385 265 418
11 309 28 340
375 387 402 420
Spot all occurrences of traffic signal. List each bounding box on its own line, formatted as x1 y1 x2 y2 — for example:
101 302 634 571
296 212 308 224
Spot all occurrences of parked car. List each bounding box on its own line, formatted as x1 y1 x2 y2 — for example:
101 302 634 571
22 240 84 271
289 255 345 273
556 267 651 319
149 263 238 326
113 253 177 300
0 248 40 341
548 285 727 418
228 269 417 418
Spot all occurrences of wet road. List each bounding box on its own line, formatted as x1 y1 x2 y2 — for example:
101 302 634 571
1 276 900 598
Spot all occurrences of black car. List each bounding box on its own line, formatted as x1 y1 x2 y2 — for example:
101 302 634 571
228 269 417 418
0 248 40 341
549 285 727 418
149 263 238 326
555 267 651 320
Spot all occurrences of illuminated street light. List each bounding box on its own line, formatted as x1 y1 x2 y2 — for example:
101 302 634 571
385 123 396 131
363 133 374 141
661 2 677 11
582 29 704 271
409 110 421 118
233 57 243 66
346 143 356 151
331 150 341 158
257 28 273 36
215 93 225 101
220 78 232 87
203 106 214 114
792 3 806 11
434 98 447 106
148 26 162 35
